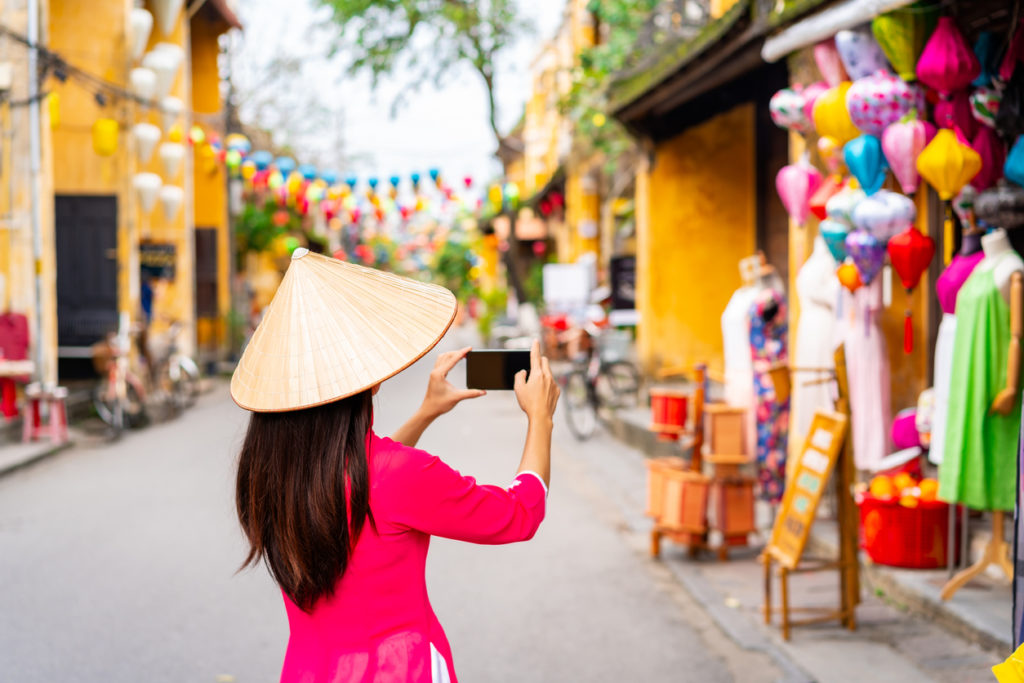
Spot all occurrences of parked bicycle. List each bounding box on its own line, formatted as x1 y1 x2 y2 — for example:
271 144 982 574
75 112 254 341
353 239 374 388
559 328 641 441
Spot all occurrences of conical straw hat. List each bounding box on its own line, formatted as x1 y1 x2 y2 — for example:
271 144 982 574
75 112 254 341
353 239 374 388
231 248 457 412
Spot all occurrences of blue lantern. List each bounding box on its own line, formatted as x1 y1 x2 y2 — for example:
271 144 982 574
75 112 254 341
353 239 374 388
368 177 379 190
844 135 888 195
819 219 850 263
389 175 401 188
344 174 358 188
251 150 273 171
298 164 318 181
972 32 999 87
410 172 421 187
276 156 296 176
428 168 440 182
320 169 339 185
1006 136 1024 188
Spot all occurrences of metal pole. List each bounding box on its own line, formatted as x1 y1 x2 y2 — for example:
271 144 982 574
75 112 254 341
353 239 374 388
27 0 45 384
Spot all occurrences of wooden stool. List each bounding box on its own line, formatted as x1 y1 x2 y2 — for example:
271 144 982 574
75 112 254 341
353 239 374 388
21 382 69 445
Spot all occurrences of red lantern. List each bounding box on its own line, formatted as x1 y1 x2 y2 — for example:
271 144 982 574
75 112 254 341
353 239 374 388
539 199 552 216
463 175 473 188
272 209 290 227
809 175 845 221
887 227 936 353
332 248 347 261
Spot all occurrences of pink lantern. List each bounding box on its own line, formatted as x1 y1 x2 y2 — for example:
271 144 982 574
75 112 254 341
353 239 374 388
970 125 1006 191
814 38 848 86
776 160 822 225
801 81 829 124
882 117 936 194
846 70 921 136
934 89 977 139
916 17 980 95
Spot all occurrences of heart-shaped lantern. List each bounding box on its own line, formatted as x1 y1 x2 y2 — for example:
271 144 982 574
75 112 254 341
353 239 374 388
846 229 887 284
882 116 935 194
887 226 936 352
917 128 983 200
820 219 850 263
814 38 848 86
776 161 822 225
871 3 939 82
846 70 921 137
836 25 891 80
813 82 862 145
916 17 980 95
837 258 864 292
810 175 845 220
934 89 977 139
976 181 1024 229
770 87 811 134
844 134 889 195
826 185 867 228
852 189 916 242
1006 136 1024 188
971 125 1006 191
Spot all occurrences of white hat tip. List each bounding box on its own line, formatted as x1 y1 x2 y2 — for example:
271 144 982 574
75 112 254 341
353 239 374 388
291 247 310 260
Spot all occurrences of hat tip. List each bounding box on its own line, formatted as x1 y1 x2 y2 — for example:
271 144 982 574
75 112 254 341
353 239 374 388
292 247 310 260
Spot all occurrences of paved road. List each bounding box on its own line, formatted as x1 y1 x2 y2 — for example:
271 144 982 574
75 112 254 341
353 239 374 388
0 328 777 682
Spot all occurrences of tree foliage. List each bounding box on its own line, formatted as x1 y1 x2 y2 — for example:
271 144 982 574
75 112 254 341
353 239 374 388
316 0 530 146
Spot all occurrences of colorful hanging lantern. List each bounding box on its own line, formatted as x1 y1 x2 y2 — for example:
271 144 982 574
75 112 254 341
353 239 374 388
801 82 829 123
463 175 473 189
188 125 205 146
973 32 999 87
131 123 160 164
970 125 1006 191
151 0 185 36
887 226 936 352
845 229 886 284
776 160 822 225
826 185 867 228
240 159 257 181
881 116 935 194
129 67 157 101
225 134 251 154
298 164 318 181
970 87 1001 129
837 259 864 292
428 168 440 182
817 136 845 174
320 169 339 185
916 17 980 95
159 142 185 179
143 44 183 99
953 186 977 228
809 175 845 220
846 70 921 137
1006 136 1024 188
813 82 862 145
917 128 983 200
133 172 162 212
770 87 811 134
871 2 938 82
276 157 296 176
814 38 848 86
388 175 401 189
92 118 119 156
852 189 916 242
976 181 1024 229
368 177 379 190
933 89 977 139
224 149 242 173
251 150 273 171
820 219 850 263
47 92 59 130
159 96 183 131
835 25 891 80
844 134 888 195
158 185 183 222
130 8 154 61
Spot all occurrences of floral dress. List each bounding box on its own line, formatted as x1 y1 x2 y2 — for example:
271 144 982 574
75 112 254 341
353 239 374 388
749 287 789 503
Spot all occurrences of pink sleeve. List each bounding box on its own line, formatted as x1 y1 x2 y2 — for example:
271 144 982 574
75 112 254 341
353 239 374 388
383 444 546 544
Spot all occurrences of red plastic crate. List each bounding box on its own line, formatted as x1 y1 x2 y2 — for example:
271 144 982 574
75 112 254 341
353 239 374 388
857 493 957 569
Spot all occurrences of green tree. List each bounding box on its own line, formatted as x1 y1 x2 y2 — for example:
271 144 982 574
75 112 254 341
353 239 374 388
316 0 529 150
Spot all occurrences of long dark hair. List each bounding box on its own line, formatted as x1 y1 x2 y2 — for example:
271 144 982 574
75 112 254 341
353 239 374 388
236 390 374 612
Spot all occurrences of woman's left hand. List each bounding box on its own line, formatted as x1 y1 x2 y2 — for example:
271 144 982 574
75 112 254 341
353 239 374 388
422 347 485 418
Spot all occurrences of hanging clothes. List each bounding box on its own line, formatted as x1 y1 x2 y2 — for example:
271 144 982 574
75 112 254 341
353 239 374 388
929 251 984 465
749 286 788 503
722 285 758 457
939 255 1021 511
838 278 891 471
792 238 839 447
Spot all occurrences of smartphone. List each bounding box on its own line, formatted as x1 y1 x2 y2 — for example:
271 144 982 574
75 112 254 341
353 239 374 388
465 350 531 390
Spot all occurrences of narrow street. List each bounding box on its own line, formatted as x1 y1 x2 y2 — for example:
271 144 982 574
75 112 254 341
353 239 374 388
0 329 778 682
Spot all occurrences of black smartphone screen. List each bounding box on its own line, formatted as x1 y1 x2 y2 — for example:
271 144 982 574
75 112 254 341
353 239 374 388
465 350 531 390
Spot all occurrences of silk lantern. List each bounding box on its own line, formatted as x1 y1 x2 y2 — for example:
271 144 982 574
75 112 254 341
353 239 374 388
1006 136 1024 188
846 70 921 136
92 118 118 156
813 82 861 145
882 116 935 194
836 25 890 80
970 87 1001 130
916 17 980 94
837 259 864 292
776 160 822 225
159 96 183 131
810 175 845 220
251 150 273 171
159 185 183 222
802 82 829 124
846 229 886 284
152 0 184 36
917 128 982 200
133 173 162 212
976 181 1024 229
770 87 811 134
817 136 845 174
131 122 160 163
130 8 153 60
852 189 916 242
887 227 936 352
159 142 185 179
826 185 867 228
971 125 1006 191
934 89 977 139
129 67 156 101
844 134 888 195
973 32 1000 87
953 186 977 229
276 157 296 176
814 38 848 86
871 2 938 81
143 45 182 99
820 219 850 263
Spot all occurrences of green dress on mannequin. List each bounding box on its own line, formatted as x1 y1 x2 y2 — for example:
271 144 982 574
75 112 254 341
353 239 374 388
939 254 1021 511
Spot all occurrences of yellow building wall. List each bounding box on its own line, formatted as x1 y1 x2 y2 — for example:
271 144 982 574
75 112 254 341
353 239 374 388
639 103 757 375
564 164 600 263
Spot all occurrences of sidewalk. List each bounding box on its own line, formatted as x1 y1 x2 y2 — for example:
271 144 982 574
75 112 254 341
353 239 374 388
578 407 1006 682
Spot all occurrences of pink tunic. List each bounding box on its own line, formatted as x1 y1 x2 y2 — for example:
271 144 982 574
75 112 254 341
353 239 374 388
280 433 547 682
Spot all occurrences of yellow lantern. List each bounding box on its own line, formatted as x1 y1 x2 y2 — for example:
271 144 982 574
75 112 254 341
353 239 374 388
812 82 860 145
168 123 184 143
241 159 257 181
286 171 304 197
92 118 119 156
488 184 503 205
916 129 982 200
47 92 60 129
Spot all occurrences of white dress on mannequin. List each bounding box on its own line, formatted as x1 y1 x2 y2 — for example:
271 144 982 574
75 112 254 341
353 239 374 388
792 237 840 446
722 284 758 457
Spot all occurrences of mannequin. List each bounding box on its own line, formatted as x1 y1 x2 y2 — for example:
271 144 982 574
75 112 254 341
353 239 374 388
722 255 761 457
792 236 840 448
748 263 788 503
929 232 984 465
939 227 1022 599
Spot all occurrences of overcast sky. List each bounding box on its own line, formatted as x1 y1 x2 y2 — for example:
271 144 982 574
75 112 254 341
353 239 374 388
231 0 565 200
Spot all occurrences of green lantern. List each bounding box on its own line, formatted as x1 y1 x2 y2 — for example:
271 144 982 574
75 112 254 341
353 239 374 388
871 1 938 81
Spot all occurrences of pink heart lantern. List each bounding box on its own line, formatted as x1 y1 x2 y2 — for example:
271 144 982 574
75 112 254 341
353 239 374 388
770 87 810 134
846 70 921 136
776 161 822 225
801 81 829 124
814 38 848 87
835 25 891 80
970 125 1006 191
916 17 980 95
881 117 936 194
934 89 978 139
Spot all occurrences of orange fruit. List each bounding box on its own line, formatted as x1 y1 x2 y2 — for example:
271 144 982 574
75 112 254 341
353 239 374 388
899 494 920 508
893 472 916 492
870 475 896 499
919 478 939 502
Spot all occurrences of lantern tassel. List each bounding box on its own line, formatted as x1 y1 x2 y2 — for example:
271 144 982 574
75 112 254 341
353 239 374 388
904 309 913 354
944 204 954 266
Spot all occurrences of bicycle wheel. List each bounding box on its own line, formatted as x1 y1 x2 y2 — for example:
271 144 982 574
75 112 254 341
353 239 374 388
563 371 598 441
92 381 123 435
170 356 200 410
595 360 641 409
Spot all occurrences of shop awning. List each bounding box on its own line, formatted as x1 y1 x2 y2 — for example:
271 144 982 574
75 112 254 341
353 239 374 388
761 0 915 62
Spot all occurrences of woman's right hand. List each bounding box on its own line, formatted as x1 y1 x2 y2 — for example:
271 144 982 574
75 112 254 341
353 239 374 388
514 340 560 424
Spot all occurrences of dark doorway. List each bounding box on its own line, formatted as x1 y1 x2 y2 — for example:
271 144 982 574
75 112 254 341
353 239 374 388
194 227 218 319
754 63 791 287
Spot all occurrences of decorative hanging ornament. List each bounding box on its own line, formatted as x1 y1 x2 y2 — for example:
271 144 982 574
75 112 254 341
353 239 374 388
887 227 936 352
463 176 473 189
976 181 1024 229
298 164 318 181
813 82 861 145
158 185 183 222
871 2 938 82
250 150 273 171
972 32 1000 87
953 186 977 229
129 67 157 101
809 175 845 220
846 70 922 136
845 229 886 284
801 82 829 123
143 44 183 99
933 89 977 139
151 0 185 36
131 123 161 163
276 157 296 176
998 18 1024 84
970 125 1006 191
844 134 888 195
775 160 822 225
916 128 983 200
130 8 154 61
970 87 1001 129
817 136 845 174
814 38 848 87
916 17 980 95
92 118 119 157
852 189 916 242
159 96 183 131
133 172 162 212
826 185 867 228
158 142 185 179
1006 136 1024 188
820 219 851 263
837 259 864 292
881 115 935 194
770 87 810 134
835 25 891 80
225 133 251 154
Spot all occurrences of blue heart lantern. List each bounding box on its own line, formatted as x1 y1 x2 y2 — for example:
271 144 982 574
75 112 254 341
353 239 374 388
844 134 889 195
1006 136 1024 188
820 219 850 263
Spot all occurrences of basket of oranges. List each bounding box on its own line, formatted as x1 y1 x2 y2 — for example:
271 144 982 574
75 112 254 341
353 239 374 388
856 472 957 569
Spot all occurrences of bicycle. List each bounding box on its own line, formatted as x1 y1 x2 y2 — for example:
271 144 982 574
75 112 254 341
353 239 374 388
559 328 642 441
149 321 200 412
91 326 147 436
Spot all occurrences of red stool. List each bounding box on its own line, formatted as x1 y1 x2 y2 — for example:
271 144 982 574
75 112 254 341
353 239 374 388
1 378 17 418
21 383 69 445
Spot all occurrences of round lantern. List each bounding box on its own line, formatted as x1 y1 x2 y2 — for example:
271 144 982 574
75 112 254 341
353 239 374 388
976 181 1024 229
844 134 889 195
887 226 936 352
776 160 822 225
916 17 980 95
129 67 157 101
131 122 161 164
917 128 983 200
159 185 183 222
881 116 935 194
820 219 850 263
852 189 916 241
152 0 185 36
133 172 162 212
826 185 867 227
813 82 862 145
129 8 153 61
845 229 886 284
871 3 938 81
801 81 829 122
970 125 1006 191
158 142 185 179
770 87 811 134
837 259 864 292
1006 136 1024 188
814 38 848 86
835 25 891 80
92 118 119 156
276 157 296 176
846 70 921 137
970 87 1001 129
298 164 318 181
250 150 273 171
